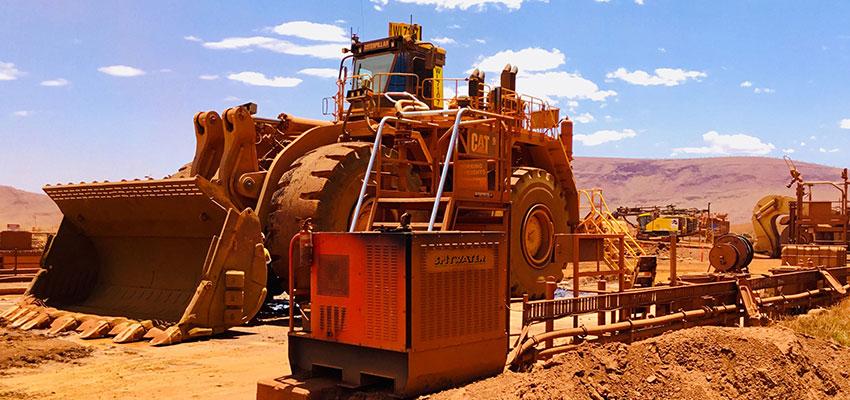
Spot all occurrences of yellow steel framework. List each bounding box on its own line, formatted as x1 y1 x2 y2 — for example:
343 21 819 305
576 189 647 283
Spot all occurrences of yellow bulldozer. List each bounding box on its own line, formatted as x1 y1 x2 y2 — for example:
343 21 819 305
2 22 581 345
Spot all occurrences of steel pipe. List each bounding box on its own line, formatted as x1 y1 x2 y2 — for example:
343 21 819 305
757 283 850 305
511 304 739 365
350 116 395 232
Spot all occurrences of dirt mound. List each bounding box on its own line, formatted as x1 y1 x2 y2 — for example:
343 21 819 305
433 326 850 400
0 327 91 373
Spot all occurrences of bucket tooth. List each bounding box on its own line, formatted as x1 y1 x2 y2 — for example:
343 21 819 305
5 307 32 324
76 318 100 333
79 320 111 339
187 327 213 340
113 321 154 344
48 315 80 335
148 326 183 346
1 304 23 321
10 310 40 329
21 312 52 330
108 321 132 336
143 326 165 340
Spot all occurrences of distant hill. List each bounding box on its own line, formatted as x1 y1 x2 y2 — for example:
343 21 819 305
0 156 843 231
0 185 61 231
572 156 844 224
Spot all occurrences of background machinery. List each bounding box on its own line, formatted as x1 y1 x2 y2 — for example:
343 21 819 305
751 194 794 258
613 205 727 240
752 157 850 258
2 23 579 346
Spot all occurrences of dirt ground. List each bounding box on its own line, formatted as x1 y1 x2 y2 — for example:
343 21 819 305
0 296 291 400
0 253 835 400
432 326 850 400
0 327 91 372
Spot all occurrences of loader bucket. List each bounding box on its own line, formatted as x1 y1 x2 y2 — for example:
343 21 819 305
0 177 267 345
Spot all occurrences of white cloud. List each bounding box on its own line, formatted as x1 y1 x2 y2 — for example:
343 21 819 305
472 47 614 103
572 112 595 124
228 71 302 88
739 80 752 88
184 35 202 42
98 65 146 77
271 21 349 43
0 62 24 81
657 47 666 53
224 95 241 102
840 119 850 129
819 147 839 153
473 47 565 72
12 110 32 117
448 24 462 29
431 36 457 45
442 84 470 101
574 129 636 146
673 131 775 155
635 0 645 4
334 19 347 24
372 0 527 11
800 141 806 147
782 148 795 154
594 0 611 3
298 68 339 79
202 36 344 59
606 67 706 86
40 78 69 87
204 36 275 49
198 74 219 80
474 38 486 44
517 71 617 103
753 87 775 94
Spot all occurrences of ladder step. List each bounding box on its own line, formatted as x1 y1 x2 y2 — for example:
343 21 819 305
376 196 451 204
372 222 443 229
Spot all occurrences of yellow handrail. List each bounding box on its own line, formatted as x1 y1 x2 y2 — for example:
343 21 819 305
577 189 647 278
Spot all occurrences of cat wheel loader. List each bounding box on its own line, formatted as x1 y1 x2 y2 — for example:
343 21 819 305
1 22 580 345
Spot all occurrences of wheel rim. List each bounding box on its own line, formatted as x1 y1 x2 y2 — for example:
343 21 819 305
521 204 555 268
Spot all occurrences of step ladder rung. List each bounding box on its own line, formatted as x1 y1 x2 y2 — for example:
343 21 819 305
371 222 443 229
376 196 451 204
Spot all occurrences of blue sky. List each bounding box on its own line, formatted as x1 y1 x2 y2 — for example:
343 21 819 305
1 0 849 192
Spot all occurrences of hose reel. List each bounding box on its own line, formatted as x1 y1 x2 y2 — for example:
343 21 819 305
709 234 754 273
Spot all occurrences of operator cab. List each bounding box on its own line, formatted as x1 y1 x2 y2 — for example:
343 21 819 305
343 23 446 111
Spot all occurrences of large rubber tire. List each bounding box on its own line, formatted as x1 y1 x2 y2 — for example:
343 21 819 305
510 167 569 298
266 142 408 295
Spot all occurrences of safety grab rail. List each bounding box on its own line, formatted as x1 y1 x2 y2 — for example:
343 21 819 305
428 108 468 231
349 105 514 232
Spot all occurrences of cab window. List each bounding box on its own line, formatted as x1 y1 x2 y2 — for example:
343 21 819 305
353 53 396 92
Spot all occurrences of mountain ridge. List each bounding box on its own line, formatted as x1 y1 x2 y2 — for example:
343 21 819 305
0 156 843 230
